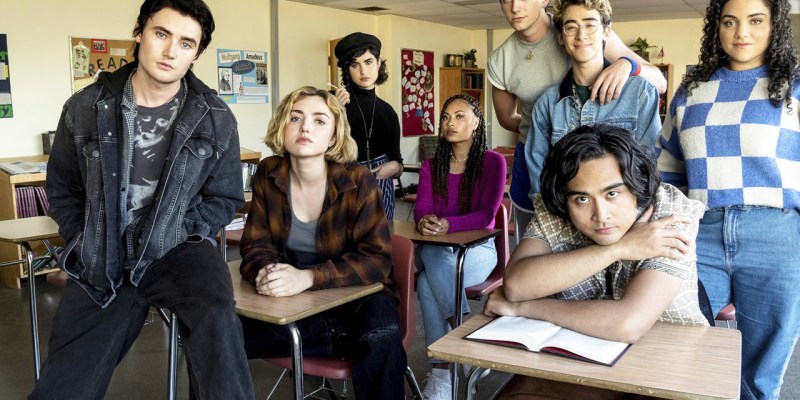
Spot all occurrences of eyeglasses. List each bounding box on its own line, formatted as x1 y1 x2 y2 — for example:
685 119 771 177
562 22 601 36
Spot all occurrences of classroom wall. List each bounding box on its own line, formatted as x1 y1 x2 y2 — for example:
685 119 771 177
3 2 797 162
0 0 272 159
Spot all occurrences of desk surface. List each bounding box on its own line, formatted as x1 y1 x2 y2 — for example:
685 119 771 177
0 216 60 243
390 220 499 247
228 260 383 325
429 314 741 400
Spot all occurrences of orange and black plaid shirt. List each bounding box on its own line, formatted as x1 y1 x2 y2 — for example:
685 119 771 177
239 156 397 298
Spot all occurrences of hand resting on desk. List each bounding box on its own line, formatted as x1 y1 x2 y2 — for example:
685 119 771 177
255 263 314 297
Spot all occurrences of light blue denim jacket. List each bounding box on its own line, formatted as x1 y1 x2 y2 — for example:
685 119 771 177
525 64 661 198
47 62 244 307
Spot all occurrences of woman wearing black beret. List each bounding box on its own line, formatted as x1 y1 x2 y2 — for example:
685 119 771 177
334 32 403 219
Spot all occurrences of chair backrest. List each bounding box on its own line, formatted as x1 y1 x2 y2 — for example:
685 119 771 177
391 234 416 352
465 202 510 299
492 147 515 184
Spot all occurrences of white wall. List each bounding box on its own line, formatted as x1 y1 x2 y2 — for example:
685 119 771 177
612 18 705 86
0 0 271 158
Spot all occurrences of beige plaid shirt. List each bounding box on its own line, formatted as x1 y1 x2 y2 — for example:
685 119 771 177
524 184 709 326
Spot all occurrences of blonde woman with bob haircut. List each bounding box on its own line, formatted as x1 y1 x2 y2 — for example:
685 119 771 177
238 86 407 399
265 86 358 163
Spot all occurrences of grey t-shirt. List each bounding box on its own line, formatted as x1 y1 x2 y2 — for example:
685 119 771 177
487 19 570 142
286 183 323 267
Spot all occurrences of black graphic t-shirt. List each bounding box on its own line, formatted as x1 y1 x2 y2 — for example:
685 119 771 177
126 92 181 220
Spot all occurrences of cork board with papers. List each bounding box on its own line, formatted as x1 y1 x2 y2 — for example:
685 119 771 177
69 37 135 93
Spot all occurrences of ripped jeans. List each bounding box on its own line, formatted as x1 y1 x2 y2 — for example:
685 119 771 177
240 291 406 399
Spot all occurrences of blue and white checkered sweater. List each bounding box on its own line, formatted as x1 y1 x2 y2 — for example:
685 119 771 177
657 65 800 210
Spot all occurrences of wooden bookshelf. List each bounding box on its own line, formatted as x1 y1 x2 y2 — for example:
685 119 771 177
657 64 675 121
0 154 55 288
439 67 485 112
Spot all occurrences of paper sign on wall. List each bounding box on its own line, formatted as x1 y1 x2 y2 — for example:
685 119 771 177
216 49 269 104
0 34 13 118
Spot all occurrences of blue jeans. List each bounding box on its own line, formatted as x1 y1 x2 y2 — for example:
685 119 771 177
240 291 406 400
30 240 254 400
417 240 497 363
697 207 800 400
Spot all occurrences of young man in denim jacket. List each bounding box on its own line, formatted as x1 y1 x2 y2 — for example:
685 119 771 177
32 0 254 398
524 0 661 200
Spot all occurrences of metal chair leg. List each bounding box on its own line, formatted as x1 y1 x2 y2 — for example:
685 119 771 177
405 366 423 399
167 310 178 400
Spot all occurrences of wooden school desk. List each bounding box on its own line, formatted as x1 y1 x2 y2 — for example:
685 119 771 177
429 314 742 400
227 260 383 400
0 216 61 381
390 220 500 398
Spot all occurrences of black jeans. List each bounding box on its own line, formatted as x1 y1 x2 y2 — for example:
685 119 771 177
240 291 407 400
29 240 254 400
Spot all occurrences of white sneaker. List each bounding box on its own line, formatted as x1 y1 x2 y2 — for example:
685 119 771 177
422 372 452 400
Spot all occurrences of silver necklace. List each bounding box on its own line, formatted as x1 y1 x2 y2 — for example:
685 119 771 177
353 90 377 161
450 154 467 163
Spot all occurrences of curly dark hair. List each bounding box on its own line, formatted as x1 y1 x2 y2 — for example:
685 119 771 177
430 94 488 214
339 48 389 89
682 0 799 108
540 124 661 221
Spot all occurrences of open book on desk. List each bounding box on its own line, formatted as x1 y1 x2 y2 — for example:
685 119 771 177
465 316 631 366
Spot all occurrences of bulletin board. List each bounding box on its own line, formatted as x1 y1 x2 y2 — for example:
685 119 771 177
69 37 136 93
400 49 435 136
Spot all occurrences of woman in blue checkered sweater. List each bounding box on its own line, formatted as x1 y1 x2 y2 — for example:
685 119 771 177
656 1 800 399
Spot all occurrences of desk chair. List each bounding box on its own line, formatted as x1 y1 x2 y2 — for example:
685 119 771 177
262 234 423 399
715 304 736 328
45 271 180 400
465 202 510 301
218 228 243 261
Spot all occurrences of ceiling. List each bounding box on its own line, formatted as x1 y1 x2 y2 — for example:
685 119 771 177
287 0 800 30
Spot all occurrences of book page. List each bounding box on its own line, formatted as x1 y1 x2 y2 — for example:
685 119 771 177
541 328 630 366
466 316 562 351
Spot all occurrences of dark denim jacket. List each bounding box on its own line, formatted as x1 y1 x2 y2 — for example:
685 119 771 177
46 62 244 307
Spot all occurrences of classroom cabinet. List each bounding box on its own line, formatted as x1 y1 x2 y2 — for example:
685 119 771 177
439 67 485 112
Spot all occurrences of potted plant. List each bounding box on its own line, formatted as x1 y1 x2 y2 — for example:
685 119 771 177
463 48 477 68
629 37 656 61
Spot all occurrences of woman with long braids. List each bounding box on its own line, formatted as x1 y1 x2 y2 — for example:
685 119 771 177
414 94 506 399
657 0 800 398
334 32 403 219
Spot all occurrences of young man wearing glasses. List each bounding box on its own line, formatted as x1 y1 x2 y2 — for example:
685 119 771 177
488 0 664 241
523 0 662 200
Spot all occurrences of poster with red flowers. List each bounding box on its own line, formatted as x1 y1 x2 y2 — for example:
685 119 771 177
400 49 435 136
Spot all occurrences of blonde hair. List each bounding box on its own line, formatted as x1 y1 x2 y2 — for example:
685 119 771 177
552 0 613 32
264 86 358 163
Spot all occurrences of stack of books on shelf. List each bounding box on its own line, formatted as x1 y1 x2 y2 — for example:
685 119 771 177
16 186 49 218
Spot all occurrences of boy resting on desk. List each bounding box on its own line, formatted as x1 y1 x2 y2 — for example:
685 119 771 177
484 124 709 399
